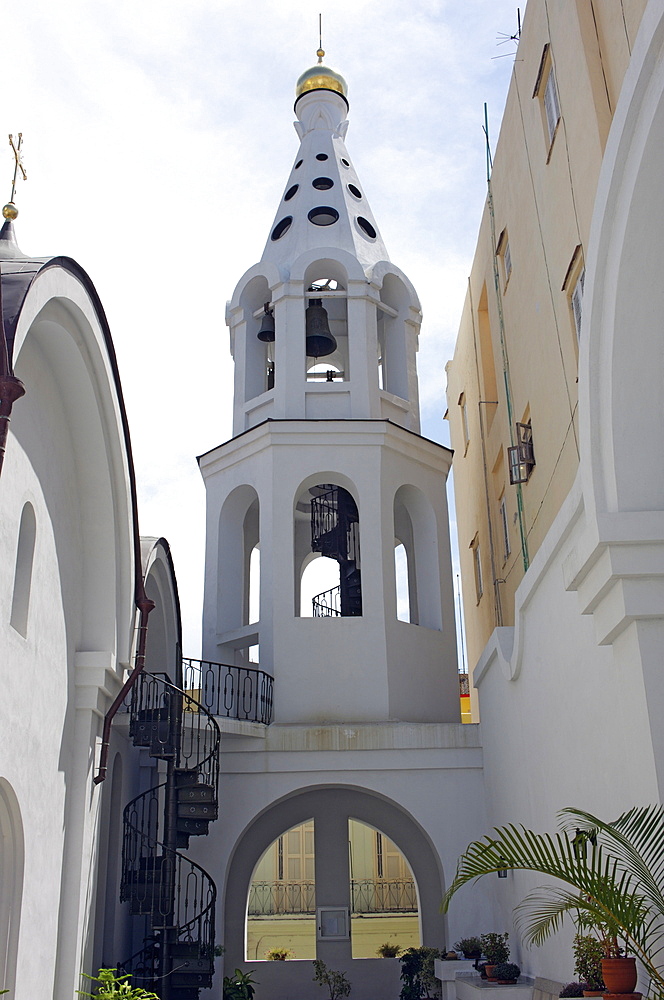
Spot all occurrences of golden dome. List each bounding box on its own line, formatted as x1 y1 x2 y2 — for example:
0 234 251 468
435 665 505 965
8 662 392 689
295 59 347 100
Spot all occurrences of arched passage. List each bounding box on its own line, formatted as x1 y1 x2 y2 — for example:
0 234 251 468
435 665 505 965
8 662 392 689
223 785 445 975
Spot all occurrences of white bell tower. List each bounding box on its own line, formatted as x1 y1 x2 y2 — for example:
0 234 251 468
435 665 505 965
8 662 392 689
200 55 460 725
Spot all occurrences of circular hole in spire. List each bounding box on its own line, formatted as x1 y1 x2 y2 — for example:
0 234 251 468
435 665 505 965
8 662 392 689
356 216 377 240
295 159 303 169
348 184 362 199
341 158 350 167
312 177 334 190
308 206 339 227
285 184 299 201
316 153 329 161
271 216 293 241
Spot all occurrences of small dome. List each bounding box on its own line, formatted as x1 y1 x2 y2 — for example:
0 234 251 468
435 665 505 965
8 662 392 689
296 63 347 100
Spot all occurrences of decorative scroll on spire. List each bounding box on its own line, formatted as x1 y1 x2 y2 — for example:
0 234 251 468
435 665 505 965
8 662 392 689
3 133 27 221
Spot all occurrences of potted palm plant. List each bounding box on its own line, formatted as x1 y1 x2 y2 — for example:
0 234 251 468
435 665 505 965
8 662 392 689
442 806 659 996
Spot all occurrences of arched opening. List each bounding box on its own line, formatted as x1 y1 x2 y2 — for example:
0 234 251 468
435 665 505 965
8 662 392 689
393 486 441 630
394 543 410 623
377 273 410 400
240 275 274 401
0 780 24 993
246 819 316 961
10 502 36 637
295 482 362 617
305 278 348 380
218 487 260 633
249 545 260 625
349 819 419 959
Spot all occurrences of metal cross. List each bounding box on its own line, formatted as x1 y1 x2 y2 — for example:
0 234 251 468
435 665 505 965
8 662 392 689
8 134 27 204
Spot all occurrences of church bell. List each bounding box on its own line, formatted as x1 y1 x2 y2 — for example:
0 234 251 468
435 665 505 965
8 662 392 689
257 303 275 343
305 298 337 358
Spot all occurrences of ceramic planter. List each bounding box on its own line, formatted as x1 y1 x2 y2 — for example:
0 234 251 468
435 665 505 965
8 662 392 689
601 958 637 995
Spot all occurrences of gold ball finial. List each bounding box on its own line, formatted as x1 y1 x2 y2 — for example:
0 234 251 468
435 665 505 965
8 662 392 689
2 202 18 221
317 47 325 63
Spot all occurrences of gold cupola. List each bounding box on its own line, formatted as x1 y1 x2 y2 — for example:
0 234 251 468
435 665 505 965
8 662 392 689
295 48 348 102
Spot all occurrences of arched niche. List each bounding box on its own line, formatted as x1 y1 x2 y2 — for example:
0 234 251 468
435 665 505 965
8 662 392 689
293 474 361 618
583 4 664 516
0 779 24 993
223 785 445 968
10 501 36 637
11 274 135 662
142 538 181 681
218 485 260 632
239 274 275 402
393 485 442 630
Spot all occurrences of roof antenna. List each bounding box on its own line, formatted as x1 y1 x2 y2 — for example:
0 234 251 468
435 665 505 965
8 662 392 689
3 133 27 221
317 13 324 63
494 8 522 60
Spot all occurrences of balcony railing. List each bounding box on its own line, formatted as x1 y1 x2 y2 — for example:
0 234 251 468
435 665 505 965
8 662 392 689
247 878 417 916
182 658 274 725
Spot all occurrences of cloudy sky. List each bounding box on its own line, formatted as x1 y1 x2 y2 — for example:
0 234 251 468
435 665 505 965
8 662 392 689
3 0 524 658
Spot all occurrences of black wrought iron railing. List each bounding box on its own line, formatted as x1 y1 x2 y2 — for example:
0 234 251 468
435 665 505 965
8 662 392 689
351 878 417 913
181 658 273 725
312 585 341 617
246 878 417 916
248 880 316 915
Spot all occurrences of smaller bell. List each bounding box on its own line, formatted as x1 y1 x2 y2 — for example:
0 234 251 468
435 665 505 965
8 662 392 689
305 298 337 358
257 303 275 343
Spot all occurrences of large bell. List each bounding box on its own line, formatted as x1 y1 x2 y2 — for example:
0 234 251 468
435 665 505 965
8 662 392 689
305 298 337 358
257 304 275 343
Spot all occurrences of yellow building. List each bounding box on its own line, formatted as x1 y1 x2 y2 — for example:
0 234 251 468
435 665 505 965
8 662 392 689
247 820 419 960
445 0 647 709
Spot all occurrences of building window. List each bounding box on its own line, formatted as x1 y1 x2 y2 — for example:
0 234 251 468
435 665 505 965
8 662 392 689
496 229 512 289
459 392 470 453
470 535 483 603
534 45 561 155
508 421 536 484
562 245 585 341
499 495 510 561
571 268 585 339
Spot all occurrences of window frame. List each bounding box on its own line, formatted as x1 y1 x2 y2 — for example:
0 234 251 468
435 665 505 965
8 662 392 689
533 44 561 158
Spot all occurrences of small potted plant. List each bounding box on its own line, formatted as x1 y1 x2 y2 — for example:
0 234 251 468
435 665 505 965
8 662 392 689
455 937 482 960
559 984 585 997
223 969 258 1000
77 969 159 999
377 942 401 958
265 947 295 960
573 934 605 995
313 959 351 1000
480 933 510 981
493 962 520 985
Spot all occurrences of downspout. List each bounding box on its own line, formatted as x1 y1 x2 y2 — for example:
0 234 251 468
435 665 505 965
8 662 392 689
0 266 26 480
484 103 530 573
93 586 154 785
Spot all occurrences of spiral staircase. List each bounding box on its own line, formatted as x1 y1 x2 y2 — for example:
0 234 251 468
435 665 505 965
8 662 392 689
119 668 220 1000
310 485 362 617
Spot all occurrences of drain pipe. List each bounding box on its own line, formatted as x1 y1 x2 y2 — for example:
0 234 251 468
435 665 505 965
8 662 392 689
94 588 155 784
0 267 26 480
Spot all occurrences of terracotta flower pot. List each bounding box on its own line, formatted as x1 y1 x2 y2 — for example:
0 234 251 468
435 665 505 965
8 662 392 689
601 958 637 994
485 965 498 981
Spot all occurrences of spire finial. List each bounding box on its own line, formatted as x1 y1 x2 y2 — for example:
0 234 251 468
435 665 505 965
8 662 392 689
317 13 324 62
3 134 27 221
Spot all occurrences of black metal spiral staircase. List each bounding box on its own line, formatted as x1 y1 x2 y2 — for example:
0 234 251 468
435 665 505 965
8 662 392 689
310 485 362 616
120 669 220 1000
